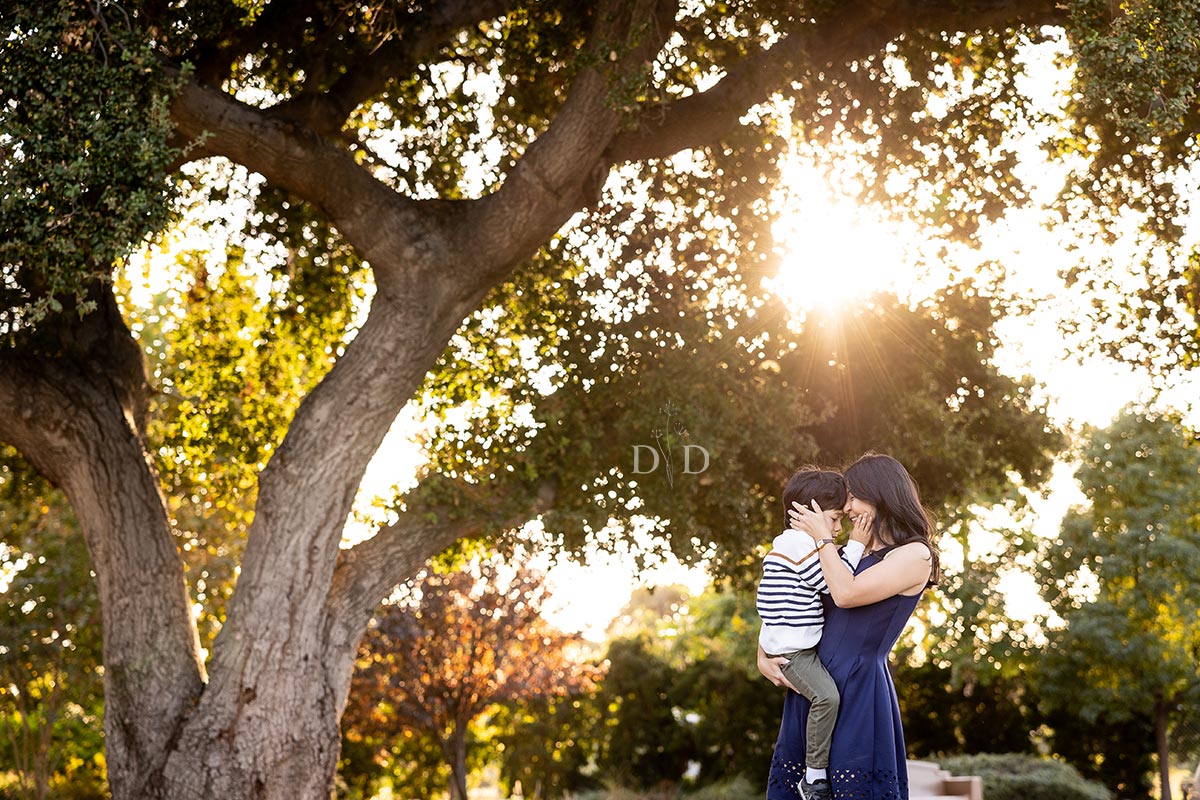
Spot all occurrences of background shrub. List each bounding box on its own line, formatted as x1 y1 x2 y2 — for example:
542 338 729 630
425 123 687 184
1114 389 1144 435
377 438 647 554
938 752 1112 800
567 775 760 800
684 775 760 800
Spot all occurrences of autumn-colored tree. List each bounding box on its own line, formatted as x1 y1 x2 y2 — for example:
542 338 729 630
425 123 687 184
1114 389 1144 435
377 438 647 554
343 558 591 800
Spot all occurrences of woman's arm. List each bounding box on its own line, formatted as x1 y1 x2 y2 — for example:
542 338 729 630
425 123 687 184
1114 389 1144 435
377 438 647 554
790 501 932 607
757 644 799 692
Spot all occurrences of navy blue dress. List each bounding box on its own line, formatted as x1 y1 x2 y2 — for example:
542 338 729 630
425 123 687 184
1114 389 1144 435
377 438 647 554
766 545 924 800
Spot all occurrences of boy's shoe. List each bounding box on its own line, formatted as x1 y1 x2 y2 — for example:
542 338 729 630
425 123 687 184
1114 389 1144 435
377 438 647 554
798 777 832 800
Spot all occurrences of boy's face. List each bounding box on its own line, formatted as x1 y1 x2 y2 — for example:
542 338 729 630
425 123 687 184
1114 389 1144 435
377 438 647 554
823 507 845 529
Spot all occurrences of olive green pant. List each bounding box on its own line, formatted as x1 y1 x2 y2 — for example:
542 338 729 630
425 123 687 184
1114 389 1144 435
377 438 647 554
774 647 840 769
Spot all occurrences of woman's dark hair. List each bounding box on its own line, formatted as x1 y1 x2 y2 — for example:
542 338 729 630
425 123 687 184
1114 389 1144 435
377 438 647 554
844 453 939 584
781 467 847 529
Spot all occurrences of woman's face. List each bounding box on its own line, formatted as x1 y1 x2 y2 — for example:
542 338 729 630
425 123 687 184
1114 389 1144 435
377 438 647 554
844 491 876 526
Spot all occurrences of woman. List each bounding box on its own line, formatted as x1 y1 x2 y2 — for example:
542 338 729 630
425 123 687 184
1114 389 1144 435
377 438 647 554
758 453 938 800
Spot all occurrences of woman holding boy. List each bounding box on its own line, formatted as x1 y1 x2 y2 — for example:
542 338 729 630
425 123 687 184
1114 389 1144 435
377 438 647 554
759 453 939 800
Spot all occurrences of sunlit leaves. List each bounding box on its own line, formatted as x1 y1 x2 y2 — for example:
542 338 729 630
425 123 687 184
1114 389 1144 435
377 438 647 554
789 24 1053 243
1067 0 1200 174
1038 409 1200 728
1053 1 1200 371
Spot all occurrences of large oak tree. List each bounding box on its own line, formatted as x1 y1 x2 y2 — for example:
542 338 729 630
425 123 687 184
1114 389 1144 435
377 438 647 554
2 0 1193 797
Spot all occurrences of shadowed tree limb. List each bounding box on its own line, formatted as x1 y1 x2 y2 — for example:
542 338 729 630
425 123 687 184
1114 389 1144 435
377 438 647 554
606 0 1064 163
0 319 206 799
267 0 526 140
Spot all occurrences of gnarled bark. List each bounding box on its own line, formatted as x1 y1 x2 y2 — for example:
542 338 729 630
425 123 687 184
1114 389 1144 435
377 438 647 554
0 294 205 799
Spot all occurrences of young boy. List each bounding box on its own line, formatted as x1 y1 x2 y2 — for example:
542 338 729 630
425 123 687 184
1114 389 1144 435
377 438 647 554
756 467 866 800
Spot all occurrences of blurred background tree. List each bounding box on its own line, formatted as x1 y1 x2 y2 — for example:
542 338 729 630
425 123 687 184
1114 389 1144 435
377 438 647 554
0 449 104 800
341 557 591 800
1037 409 1200 800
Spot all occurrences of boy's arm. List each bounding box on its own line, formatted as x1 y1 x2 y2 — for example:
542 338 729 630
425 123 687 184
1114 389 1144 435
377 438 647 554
840 539 866 569
801 513 869 593
805 539 865 595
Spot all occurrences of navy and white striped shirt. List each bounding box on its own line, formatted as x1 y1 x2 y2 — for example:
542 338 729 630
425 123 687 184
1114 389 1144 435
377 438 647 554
756 532 864 654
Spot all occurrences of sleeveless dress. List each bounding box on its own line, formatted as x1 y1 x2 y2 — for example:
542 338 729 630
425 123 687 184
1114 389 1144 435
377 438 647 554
766 544 925 800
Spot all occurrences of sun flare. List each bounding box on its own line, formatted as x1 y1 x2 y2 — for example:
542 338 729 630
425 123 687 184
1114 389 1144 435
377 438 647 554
767 163 909 313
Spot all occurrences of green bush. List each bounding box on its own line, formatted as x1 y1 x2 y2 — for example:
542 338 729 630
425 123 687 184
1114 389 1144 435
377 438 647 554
937 752 1112 800
567 776 760 800
569 788 674 800
684 775 760 800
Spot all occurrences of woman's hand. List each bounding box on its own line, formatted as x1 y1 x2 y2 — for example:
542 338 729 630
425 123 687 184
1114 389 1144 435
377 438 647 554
788 499 835 541
757 645 798 692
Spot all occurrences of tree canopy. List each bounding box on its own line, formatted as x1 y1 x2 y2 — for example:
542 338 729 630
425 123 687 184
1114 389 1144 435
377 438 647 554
1 1 1197 798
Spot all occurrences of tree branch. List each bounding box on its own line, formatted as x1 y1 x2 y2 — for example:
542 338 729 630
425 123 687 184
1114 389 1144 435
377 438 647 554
462 0 681 279
321 511 486 717
323 477 556 626
605 0 1065 163
267 0 524 140
169 74 425 267
319 479 556 717
187 0 322 88
325 515 483 627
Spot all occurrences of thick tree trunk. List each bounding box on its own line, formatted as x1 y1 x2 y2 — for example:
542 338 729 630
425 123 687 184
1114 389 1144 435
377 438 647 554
0 359 359 800
158 666 344 799
0 295 209 798
65 391 209 798
0 295 365 799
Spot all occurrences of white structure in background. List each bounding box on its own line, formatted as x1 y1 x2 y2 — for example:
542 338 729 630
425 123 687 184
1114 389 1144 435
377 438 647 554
907 760 983 800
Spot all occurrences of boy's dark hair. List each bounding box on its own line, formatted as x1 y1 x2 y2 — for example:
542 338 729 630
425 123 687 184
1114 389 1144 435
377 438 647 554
781 467 847 529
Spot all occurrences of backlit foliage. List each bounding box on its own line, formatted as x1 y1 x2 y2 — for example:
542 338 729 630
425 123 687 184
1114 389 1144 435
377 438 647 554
0 1 180 336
